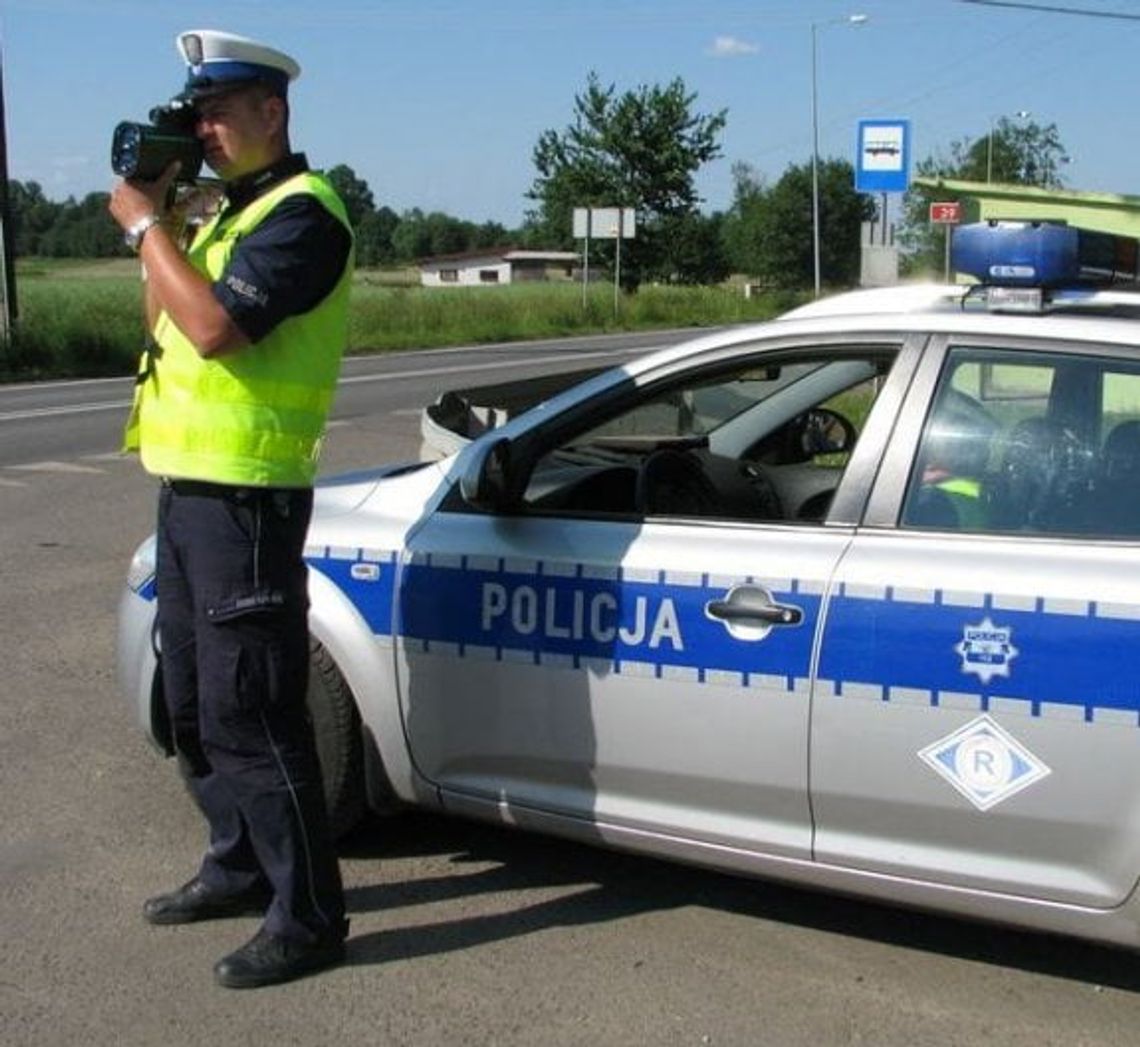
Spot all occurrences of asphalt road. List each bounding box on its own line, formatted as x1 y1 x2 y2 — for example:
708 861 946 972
2 333 1139 1047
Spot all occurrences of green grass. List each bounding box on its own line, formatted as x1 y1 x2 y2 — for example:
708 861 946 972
0 259 805 380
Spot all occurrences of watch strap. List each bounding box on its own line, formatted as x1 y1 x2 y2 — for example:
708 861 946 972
125 213 161 252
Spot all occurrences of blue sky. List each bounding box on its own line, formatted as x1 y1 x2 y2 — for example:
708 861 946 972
3 0 1139 227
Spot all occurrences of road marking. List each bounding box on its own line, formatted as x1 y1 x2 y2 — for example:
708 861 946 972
0 400 130 422
337 348 636 386
0 477 27 487
0 346 644 424
7 461 106 474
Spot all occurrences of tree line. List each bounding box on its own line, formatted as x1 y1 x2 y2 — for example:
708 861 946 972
6 77 1068 290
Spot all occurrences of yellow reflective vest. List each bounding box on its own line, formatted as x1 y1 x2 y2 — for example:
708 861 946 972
936 476 987 530
124 171 353 487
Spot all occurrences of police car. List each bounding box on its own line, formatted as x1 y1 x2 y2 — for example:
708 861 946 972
118 221 1140 953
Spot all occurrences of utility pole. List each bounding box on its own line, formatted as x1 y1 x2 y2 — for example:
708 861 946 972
0 41 17 346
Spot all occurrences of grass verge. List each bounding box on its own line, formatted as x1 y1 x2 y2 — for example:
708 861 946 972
1 260 805 381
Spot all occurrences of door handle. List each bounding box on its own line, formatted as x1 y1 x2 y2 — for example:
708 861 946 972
706 598 802 626
705 586 803 640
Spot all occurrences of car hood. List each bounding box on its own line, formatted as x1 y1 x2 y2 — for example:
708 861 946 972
314 461 430 517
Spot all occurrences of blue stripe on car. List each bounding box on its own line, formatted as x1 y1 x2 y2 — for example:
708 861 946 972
305 549 1140 725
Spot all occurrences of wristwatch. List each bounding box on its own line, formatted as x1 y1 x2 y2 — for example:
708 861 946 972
124 213 161 252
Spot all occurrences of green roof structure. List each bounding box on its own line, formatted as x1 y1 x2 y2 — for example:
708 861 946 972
914 177 1140 237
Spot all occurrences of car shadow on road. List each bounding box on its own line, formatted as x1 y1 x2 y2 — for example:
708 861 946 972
338 810 1140 991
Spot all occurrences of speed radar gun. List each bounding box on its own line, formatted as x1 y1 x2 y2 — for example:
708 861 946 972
110 28 300 187
110 99 204 184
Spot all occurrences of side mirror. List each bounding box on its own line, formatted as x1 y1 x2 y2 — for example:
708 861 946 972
458 436 516 512
798 407 856 458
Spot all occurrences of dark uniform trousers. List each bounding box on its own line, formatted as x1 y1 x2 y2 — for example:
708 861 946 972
155 479 346 945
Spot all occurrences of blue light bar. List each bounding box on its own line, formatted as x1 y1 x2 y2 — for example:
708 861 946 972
951 221 1139 288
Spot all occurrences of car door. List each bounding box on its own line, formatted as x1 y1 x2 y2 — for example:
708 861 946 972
811 335 1140 909
394 336 914 860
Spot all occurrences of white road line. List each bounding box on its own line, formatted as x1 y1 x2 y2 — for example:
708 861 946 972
0 347 634 423
0 400 130 422
337 348 633 386
7 461 106 474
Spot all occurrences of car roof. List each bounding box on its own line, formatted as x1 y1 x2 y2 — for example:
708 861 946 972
780 283 969 320
625 283 1140 379
774 283 1140 346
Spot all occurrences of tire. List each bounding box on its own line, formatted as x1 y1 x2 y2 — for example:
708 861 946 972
307 640 366 839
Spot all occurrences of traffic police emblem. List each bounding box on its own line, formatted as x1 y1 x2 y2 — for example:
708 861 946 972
918 715 1050 811
956 616 1018 685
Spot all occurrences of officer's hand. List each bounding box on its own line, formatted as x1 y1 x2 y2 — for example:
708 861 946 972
108 162 181 231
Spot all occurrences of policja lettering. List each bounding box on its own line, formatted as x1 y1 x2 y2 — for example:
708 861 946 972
481 581 685 651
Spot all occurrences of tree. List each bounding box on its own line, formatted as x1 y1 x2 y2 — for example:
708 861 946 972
898 117 1069 276
720 162 766 275
721 160 871 289
39 192 123 257
527 72 726 286
471 221 509 250
325 164 375 228
963 117 1068 188
7 180 63 255
653 211 730 285
355 205 399 267
389 208 479 262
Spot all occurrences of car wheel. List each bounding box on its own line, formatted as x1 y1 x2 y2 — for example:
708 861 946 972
307 640 366 839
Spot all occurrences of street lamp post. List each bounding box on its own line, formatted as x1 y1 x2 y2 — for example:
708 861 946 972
986 109 1031 183
811 13 867 298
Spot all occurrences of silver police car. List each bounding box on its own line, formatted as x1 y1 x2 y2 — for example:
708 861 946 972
117 222 1140 953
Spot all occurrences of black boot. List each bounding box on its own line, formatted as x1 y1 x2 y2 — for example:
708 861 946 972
214 924 348 989
143 877 270 925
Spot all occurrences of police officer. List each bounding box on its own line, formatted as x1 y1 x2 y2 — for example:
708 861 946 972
109 29 353 989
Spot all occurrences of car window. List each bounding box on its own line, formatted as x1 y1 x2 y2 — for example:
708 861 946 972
520 347 896 524
901 346 1140 538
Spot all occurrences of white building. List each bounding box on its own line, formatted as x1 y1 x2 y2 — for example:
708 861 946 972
419 248 579 288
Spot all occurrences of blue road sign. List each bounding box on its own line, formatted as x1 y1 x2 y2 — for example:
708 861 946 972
856 119 911 193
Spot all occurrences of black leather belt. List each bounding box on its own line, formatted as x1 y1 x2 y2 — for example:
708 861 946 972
161 477 254 499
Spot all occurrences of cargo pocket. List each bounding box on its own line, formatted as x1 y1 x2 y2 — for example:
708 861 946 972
204 591 294 719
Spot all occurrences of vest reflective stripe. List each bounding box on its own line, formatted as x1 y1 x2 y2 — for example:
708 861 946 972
936 476 987 529
125 171 352 487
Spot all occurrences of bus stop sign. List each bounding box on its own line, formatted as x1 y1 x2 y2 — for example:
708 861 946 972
855 119 911 194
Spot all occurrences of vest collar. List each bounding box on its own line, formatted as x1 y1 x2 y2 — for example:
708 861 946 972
223 153 310 211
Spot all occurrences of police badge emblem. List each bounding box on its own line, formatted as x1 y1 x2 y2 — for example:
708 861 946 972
955 616 1019 685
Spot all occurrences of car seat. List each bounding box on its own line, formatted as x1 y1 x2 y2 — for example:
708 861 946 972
1097 420 1140 536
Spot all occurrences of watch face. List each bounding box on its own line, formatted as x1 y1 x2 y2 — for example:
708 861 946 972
125 215 158 251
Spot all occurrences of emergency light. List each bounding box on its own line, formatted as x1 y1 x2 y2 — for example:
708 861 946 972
952 221 1140 289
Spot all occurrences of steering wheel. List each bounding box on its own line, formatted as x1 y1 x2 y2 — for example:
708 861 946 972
635 448 722 516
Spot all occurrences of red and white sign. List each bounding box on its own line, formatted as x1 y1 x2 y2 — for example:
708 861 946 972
929 201 962 225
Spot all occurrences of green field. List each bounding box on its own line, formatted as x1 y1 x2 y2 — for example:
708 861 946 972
0 259 803 381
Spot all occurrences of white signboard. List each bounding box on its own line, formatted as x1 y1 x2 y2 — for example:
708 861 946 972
573 207 636 239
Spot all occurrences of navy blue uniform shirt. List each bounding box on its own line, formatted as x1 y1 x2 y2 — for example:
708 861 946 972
210 153 352 343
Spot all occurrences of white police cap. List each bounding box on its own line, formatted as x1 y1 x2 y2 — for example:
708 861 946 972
176 29 301 100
